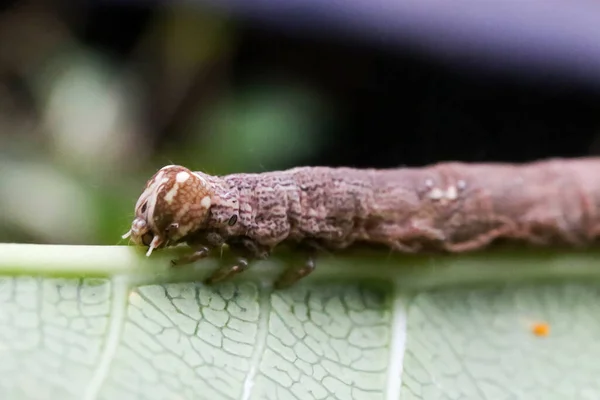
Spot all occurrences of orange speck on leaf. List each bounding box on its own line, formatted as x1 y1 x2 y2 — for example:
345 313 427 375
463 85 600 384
531 322 550 337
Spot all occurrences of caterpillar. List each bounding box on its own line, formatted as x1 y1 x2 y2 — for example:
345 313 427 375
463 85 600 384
122 158 600 288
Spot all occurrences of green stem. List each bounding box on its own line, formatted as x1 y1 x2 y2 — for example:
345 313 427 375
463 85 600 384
1 243 600 289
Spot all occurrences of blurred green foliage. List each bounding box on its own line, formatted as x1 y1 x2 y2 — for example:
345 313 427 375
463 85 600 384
0 3 332 247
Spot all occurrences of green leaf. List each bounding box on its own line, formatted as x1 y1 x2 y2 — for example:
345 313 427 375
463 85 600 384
1 243 600 399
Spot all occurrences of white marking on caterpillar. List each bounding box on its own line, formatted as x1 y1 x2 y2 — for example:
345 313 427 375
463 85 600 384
428 187 445 200
200 196 211 208
446 186 458 200
176 171 190 183
164 184 179 204
428 185 458 202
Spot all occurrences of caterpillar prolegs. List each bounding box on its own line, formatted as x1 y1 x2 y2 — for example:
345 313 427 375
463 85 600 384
122 158 600 288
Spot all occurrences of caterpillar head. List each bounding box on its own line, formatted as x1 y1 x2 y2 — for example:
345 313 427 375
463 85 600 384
122 165 214 256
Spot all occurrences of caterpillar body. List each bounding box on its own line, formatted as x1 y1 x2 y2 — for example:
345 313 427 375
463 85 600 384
123 158 600 287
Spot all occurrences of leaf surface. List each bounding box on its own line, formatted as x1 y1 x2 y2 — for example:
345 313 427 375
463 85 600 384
1 244 599 400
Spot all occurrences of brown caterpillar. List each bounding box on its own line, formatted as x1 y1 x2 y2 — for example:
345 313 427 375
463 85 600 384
122 158 600 288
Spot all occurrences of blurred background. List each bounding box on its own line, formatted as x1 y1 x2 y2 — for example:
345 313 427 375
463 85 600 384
2 0 600 246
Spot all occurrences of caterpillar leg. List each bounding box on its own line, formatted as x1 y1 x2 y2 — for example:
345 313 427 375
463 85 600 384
171 245 211 266
443 217 515 252
274 255 316 289
274 241 321 289
204 257 249 284
377 221 446 253
172 232 226 266
203 237 266 285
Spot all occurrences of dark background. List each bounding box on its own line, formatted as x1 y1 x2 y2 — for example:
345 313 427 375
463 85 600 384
79 2 600 167
2 0 600 245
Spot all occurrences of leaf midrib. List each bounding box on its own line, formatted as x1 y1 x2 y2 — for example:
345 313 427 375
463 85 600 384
82 275 129 400
2 243 600 290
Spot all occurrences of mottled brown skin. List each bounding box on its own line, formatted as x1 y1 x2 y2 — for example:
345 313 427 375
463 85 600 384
123 158 600 287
